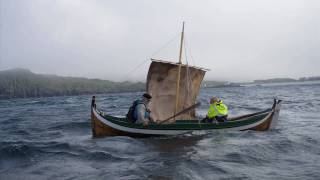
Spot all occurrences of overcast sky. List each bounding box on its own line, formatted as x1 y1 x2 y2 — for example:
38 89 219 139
0 0 319 82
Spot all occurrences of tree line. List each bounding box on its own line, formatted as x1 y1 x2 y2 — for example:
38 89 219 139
0 68 145 99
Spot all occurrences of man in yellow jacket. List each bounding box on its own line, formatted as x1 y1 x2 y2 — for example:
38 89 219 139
203 97 228 123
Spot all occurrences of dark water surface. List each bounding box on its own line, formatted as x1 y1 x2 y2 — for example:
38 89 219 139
1 82 320 180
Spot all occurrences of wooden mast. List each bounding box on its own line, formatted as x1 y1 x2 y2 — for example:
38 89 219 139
174 22 185 120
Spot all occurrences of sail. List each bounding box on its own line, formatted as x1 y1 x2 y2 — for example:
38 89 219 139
146 59 207 122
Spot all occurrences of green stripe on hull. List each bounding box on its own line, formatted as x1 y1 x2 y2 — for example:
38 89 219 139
101 112 269 130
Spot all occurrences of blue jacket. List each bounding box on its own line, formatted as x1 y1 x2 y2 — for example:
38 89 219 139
134 99 150 124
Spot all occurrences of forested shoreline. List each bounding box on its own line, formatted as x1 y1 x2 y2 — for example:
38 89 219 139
1 68 319 99
0 69 145 99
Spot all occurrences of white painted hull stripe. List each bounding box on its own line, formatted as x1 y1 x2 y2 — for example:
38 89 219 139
93 105 280 135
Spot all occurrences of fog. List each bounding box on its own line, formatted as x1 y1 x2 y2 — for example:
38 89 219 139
0 0 319 82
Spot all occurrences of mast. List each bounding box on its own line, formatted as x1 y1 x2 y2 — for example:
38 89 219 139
174 22 185 119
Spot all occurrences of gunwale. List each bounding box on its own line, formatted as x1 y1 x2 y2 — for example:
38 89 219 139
91 97 282 137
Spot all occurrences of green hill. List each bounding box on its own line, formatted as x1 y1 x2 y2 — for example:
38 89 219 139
0 68 145 99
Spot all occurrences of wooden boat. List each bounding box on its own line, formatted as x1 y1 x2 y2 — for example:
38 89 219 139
90 23 282 137
91 97 282 137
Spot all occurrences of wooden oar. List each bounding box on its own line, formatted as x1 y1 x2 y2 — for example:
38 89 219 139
159 102 201 124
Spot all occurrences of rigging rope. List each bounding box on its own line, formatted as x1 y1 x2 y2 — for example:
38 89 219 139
184 41 194 118
121 32 181 81
182 33 199 119
184 36 196 67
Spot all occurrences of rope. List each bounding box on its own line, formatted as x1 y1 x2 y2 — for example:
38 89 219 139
121 32 181 81
184 36 196 66
182 33 198 119
184 43 194 118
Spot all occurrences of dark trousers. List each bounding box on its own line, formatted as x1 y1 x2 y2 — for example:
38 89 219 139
216 116 228 122
202 116 228 123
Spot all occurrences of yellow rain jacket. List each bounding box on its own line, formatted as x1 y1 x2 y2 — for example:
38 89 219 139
207 100 228 119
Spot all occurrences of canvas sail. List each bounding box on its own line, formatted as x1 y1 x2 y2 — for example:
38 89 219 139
146 59 207 122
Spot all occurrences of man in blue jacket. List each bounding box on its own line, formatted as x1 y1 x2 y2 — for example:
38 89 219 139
127 93 154 126
134 93 153 126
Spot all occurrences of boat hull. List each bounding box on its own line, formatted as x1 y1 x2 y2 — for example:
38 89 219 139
91 97 282 137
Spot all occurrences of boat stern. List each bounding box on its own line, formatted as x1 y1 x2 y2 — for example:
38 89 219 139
249 99 282 131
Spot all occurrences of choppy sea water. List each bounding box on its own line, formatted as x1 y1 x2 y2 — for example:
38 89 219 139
0 82 320 180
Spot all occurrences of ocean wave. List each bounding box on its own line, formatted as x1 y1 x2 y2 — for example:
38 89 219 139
84 150 130 162
47 121 90 131
1 84 320 179
0 140 127 163
0 142 42 159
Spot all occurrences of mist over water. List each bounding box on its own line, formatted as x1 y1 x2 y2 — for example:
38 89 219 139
1 82 320 179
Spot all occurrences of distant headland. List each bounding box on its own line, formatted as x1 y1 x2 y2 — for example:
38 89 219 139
0 68 145 99
202 77 320 88
1 68 319 99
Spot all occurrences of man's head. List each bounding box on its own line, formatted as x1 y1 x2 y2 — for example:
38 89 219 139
210 97 219 104
142 93 152 103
